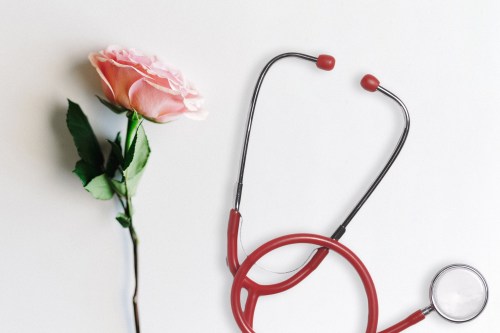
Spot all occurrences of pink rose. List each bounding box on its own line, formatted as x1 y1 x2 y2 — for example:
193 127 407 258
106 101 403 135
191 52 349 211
89 46 206 123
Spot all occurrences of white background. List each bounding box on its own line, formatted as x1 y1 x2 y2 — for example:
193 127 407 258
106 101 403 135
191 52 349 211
1 0 499 332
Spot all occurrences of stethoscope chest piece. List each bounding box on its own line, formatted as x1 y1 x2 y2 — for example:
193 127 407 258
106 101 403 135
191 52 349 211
429 264 488 323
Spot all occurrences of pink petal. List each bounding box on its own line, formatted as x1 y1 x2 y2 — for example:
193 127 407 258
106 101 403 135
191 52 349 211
89 53 116 103
184 108 208 120
95 59 147 108
129 79 186 122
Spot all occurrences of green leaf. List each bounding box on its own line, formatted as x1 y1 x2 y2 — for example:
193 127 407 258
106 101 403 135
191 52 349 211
66 100 104 168
110 173 142 197
110 179 126 197
123 133 138 170
96 95 129 114
73 160 102 186
126 169 145 197
105 132 123 177
124 125 150 180
84 174 114 200
115 213 131 228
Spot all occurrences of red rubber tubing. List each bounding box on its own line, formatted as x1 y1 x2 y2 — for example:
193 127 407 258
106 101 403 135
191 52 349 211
228 209 329 296
230 233 379 333
228 210 426 332
227 209 241 276
227 210 330 326
378 310 425 333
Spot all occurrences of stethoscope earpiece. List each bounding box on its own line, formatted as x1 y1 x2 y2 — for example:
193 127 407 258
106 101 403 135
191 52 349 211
316 54 335 71
361 74 380 92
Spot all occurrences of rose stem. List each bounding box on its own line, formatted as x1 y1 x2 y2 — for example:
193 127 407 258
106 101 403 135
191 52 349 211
129 220 140 333
125 111 141 333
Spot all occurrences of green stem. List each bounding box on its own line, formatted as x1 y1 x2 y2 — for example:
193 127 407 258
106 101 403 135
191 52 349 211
125 111 141 153
124 113 141 333
129 220 140 333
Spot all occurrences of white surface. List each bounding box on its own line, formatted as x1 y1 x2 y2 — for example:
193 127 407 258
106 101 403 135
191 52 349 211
1 0 499 332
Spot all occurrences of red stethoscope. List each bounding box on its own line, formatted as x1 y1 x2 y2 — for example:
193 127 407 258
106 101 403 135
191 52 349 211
226 53 488 332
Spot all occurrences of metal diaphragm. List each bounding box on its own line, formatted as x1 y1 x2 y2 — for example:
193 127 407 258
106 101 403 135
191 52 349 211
430 264 488 323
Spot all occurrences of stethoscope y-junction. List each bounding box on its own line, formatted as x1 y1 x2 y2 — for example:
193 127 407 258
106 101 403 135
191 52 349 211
226 52 488 332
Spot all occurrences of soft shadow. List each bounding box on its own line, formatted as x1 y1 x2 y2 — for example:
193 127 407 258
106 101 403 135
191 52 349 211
51 101 78 173
51 57 101 175
71 59 102 94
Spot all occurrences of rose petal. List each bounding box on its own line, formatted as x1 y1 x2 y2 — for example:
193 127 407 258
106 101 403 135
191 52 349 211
129 79 186 122
183 96 207 120
144 68 180 88
96 59 147 108
144 79 179 95
89 46 206 121
183 96 204 112
89 53 116 103
184 108 208 120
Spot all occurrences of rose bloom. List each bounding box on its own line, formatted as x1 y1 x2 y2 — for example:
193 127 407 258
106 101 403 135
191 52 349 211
89 46 206 123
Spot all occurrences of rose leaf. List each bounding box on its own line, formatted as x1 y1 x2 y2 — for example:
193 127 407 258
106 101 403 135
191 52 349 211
125 169 145 197
123 133 138 171
124 125 150 180
110 179 126 197
106 132 124 177
115 213 131 228
66 99 104 168
73 160 102 186
96 95 129 114
84 174 114 200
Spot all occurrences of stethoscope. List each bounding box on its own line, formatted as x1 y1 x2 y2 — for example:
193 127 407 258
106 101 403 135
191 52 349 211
226 52 488 332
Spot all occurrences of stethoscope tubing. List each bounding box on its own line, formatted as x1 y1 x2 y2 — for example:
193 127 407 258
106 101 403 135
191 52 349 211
227 209 330 325
231 233 429 333
230 234 379 333
229 213 428 333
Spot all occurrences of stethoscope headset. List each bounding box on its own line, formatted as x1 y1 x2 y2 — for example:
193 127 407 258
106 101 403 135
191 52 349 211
226 52 488 333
